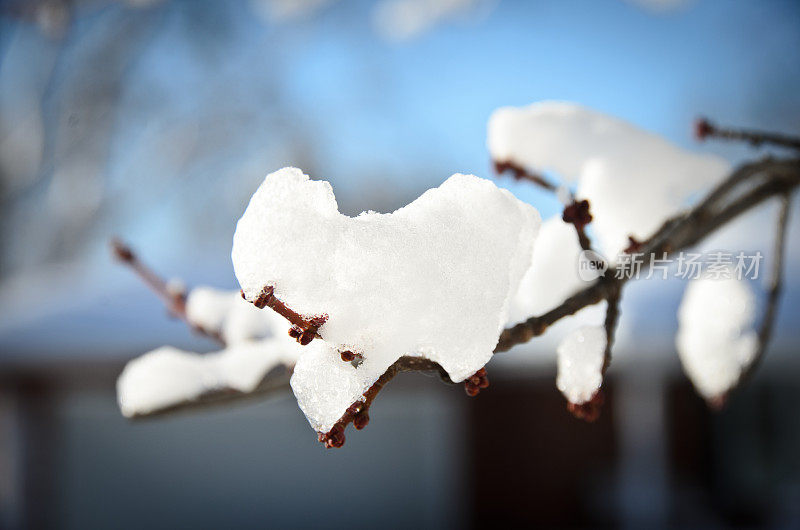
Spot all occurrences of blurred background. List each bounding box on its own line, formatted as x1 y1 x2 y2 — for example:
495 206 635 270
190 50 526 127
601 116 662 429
1 0 800 528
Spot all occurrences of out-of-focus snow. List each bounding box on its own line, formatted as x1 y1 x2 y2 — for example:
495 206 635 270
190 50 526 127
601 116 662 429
117 339 301 417
487 101 730 256
289 340 371 433
117 287 299 418
509 216 585 324
186 287 289 344
676 274 758 400
556 326 606 404
233 167 539 431
505 215 614 364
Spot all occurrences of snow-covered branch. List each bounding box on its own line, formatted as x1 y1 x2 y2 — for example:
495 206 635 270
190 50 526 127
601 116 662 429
112 241 303 418
499 157 799 353
114 102 800 448
118 351 293 419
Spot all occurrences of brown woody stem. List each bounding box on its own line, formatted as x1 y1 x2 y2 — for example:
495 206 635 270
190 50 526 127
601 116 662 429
696 118 800 151
493 160 558 191
110 238 225 346
249 286 327 345
740 192 792 384
495 157 800 353
321 357 452 447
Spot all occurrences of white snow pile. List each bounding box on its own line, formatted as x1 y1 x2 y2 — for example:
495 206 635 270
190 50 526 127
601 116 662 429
509 216 585 324
676 274 758 400
117 340 301 418
556 326 607 404
117 287 300 418
504 216 610 356
233 167 540 433
488 101 730 255
185 286 289 344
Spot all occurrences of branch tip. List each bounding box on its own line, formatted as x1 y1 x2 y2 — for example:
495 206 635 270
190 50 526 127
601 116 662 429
249 285 328 345
110 237 134 263
464 367 489 396
493 159 558 191
567 390 605 422
694 117 800 151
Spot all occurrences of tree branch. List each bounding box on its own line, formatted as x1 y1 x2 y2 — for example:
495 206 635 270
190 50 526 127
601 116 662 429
495 276 613 352
739 192 792 385
494 157 800 353
696 118 800 151
494 159 597 252
602 286 621 374
116 155 800 441
110 238 225 346
493 160 558 191
562 199 594 252
250 285 327 345
319 356 453 448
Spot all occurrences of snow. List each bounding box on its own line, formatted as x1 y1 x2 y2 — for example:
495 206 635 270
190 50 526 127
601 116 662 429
117 287 299 418
500 217 614 362
290 341 371 433
487 101 730 255
509 216 585 324
233 167 540 432
506 217 613 361
117 339 301 417
185 286 289 344
556 326 606 404
676 274 758 400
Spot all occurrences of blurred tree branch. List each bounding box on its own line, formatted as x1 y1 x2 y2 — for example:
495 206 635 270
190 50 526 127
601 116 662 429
497 157 799 352
695 118 800 151
111 238 225 346
738 191 792 388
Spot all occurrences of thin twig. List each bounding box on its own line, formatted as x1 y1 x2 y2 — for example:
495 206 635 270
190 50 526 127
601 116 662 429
251 285 327 345
573 226 593 252
696 118 800 151
320 356 452 447
493 160 558 191
740 193 792 384
494 159 595 251
495 276 614 352
562 199 594 252
602 286 621 374
110 238 225 346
